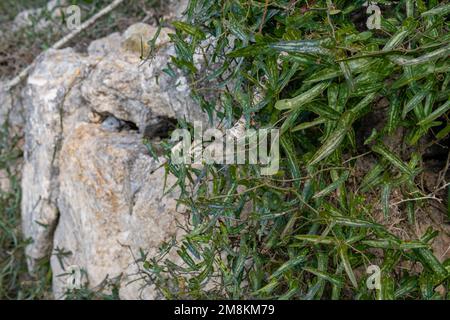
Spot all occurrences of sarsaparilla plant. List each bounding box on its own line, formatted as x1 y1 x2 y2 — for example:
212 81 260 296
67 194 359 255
142 0 450 299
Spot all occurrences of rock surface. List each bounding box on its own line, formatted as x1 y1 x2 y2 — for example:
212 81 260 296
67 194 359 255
19 22 199 299
51 123 184 299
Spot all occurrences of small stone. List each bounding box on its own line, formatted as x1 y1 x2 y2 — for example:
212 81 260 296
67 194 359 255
101 115 123 132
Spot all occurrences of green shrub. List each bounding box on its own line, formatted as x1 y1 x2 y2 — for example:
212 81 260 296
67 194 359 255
145 0 450 299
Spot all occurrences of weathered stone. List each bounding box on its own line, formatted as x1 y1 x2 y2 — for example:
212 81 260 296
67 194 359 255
19 23 200 298
21 48 89 269
87 33 122 57
166 0 190 20
121 22 171 55
81 23 202 130
50 123 183 299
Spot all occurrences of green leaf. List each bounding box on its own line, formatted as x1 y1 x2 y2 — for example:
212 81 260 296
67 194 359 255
421 4 450 17
269 251 308 279
172 21 206 39
392 44 450 66
372 143 415 176
414 248 449 284
293 235 336 245
313 171 350 199
339 245 358 288
268 40 333 56
330 216 384 229
418 100 450 126
275 82 330 111
302 267 343 286
377 275 395 300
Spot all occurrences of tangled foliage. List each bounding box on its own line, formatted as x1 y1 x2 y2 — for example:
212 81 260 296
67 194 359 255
145 0 450 299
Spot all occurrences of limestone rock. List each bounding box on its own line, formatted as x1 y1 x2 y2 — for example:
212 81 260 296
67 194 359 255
122 22 171 55
19 23 202 298
21 48 89 268
81 23 202 130
87 33 122 58
166 0 190 20
50 123 184 299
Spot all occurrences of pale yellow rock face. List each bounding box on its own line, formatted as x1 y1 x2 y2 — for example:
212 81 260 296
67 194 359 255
51 123 184 299
21 48 89 269
19 21 202 299
121 22 172 56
